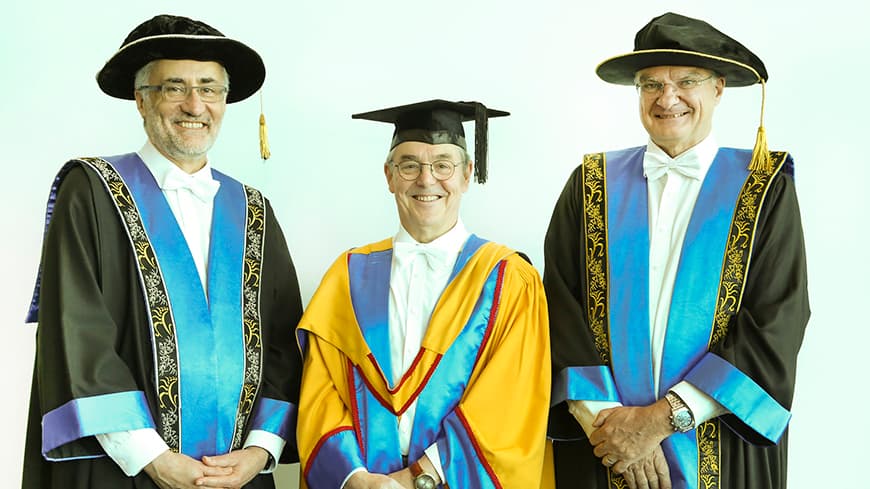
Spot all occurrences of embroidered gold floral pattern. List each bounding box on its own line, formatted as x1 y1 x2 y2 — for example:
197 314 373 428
79 157 182 451
697 420 721 489
608 474 628 489
709 152 785 346
581 153 611 364
230 186 266 449
582 153 630 489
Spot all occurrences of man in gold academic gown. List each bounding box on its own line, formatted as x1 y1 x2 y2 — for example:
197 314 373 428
296 100 554 489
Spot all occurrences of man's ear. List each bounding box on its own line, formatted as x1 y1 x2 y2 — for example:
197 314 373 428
384 163 396 194
714 76 726 103
134 91 147 117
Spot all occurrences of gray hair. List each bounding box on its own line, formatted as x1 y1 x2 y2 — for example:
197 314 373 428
133 60 157 91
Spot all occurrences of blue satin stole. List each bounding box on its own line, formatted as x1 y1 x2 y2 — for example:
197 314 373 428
107 153 248 459
346 235 501 475
605 147 751 488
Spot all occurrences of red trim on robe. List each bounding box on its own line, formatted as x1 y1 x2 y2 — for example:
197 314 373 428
456 406 504 489
470 261 506 372
358 353 444 416
304 426 355 479
347 358 365 457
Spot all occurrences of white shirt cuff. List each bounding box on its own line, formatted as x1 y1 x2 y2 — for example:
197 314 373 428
568 400 623 438
340 467 368 489
670 380 729 426
423 443 445 482
95 428 169 476
243 430 286 473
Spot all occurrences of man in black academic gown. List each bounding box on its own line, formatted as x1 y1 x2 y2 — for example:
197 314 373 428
545 12 810 489
22 15 303 489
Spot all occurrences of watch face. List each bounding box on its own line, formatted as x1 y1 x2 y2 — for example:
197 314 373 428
414 473 437 489
673 410 694 431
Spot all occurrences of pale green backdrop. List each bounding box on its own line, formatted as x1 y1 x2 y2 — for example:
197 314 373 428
3 1 866 487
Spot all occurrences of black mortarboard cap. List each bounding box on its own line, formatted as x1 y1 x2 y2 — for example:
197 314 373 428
352 99 509 184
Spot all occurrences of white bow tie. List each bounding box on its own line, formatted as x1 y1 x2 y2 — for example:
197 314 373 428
161 170 221 202
393 241 452 271
643 152 702 181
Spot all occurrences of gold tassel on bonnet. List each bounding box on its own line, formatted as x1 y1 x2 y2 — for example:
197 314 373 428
259 92 270 160
747 79 771 173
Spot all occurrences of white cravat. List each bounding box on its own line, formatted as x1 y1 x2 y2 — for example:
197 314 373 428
393 241 452 271
643 149 702 181
159 167 221 203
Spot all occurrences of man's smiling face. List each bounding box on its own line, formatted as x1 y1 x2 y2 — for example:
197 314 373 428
135 59 228 171
636 65 724 157
384 141 471 244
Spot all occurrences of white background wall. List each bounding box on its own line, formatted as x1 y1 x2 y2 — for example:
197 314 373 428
2 1 866 487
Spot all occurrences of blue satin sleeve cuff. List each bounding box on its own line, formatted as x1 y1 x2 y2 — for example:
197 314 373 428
249 398 296 441
42 390 156 458
684 353 791 443
305 428 365 489
551 366 620 406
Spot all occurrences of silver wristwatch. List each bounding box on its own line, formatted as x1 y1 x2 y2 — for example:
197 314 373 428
410 460 437 489
665 391 695 433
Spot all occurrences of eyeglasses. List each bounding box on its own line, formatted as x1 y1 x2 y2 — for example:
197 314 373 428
392 160 462 181
137 83 229 103
635 74 715 96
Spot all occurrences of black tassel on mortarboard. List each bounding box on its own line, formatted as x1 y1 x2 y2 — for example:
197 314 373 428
473 102 488 184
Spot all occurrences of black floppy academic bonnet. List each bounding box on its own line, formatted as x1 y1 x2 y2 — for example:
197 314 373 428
596 12 773 172
97 14 264 103
353 99 510 184
97 14 272 158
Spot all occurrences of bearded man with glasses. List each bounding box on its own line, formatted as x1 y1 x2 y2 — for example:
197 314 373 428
295 100 554 489
22 14 303 489
545 12 810 489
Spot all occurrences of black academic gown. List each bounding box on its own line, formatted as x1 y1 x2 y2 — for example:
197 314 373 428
22 164 303 489
544 158 810 489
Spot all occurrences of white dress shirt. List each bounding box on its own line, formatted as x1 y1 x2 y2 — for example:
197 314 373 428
574 136 728 436
95 141 283 476
341 220 468 487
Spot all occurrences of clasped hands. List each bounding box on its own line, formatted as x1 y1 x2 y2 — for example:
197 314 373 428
345 456 441 489
144 446 269 489
588 401 674 489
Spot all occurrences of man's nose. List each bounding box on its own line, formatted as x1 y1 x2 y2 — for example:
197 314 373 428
656 84 681 108
179 88 207 115
415 164 438 185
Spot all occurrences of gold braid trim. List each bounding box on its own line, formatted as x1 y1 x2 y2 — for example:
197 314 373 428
709 151 788 346
78 157 182 451
697 420 721 489
581 153 611 365
230 186 267 449
582 154 629 488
